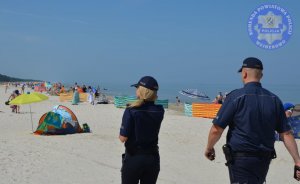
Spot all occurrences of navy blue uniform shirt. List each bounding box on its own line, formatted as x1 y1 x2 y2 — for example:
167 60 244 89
120 101 164 151
213 82 290 152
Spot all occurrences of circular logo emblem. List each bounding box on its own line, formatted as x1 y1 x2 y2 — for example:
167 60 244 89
248 4 293 50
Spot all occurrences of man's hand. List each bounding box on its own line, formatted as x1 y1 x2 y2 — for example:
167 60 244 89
294 163 300 181
280 130 300 181
205 147 215 161
205 124 224 161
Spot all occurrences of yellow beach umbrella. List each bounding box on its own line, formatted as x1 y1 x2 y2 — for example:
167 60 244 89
10 92 48 105
9 92 49 132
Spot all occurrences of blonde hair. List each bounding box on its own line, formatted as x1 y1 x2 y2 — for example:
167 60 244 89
129 86 157 108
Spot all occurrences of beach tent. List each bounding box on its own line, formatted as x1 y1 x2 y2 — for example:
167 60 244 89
52 105 75 122
34 105 82 135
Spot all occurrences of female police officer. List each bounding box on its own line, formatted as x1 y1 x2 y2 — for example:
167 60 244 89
119 76 164 184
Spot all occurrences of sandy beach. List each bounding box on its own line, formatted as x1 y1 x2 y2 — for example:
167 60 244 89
0 86 299 184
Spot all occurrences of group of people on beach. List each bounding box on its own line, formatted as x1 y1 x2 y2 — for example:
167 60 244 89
119 57 300 184
4 81 104 112
5 82 43 113
4 82 36 94
212 92 227 104
71 83 102 105
4 82 29 113
2 58 300 183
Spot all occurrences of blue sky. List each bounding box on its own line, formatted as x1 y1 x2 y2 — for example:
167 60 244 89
0 0 299 89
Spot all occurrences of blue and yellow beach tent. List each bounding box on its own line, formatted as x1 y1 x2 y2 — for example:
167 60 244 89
35 105 82 135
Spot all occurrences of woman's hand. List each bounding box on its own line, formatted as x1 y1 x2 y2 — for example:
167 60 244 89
119 135 128 143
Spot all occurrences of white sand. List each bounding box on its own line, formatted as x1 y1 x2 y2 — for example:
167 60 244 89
0 86 299 184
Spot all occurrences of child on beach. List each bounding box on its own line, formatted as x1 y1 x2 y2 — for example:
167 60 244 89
119 76 164 184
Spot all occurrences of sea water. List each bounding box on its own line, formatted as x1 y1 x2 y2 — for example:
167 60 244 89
83 82 300 104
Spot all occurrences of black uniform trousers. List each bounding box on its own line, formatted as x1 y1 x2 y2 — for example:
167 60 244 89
121 152 160 184
228 156 271 184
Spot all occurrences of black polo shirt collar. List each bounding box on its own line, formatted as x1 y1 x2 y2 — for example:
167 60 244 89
244 82 262 88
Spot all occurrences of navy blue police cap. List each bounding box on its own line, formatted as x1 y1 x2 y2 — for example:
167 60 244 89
238 57 263 72
131 76 159 91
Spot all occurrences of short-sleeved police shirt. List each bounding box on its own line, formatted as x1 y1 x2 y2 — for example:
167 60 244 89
213 82 290 152
120 101 164 151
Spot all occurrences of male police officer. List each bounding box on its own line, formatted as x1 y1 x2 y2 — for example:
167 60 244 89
205 57 300 183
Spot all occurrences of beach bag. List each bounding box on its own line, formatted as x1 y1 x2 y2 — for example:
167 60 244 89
82 123 91 133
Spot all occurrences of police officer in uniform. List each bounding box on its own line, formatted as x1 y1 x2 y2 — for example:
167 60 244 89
205 57 300 183
119 76 164 184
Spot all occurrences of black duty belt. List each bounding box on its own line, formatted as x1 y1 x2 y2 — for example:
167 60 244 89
223 144 277 166
232 151 277 159
126 148 159 156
